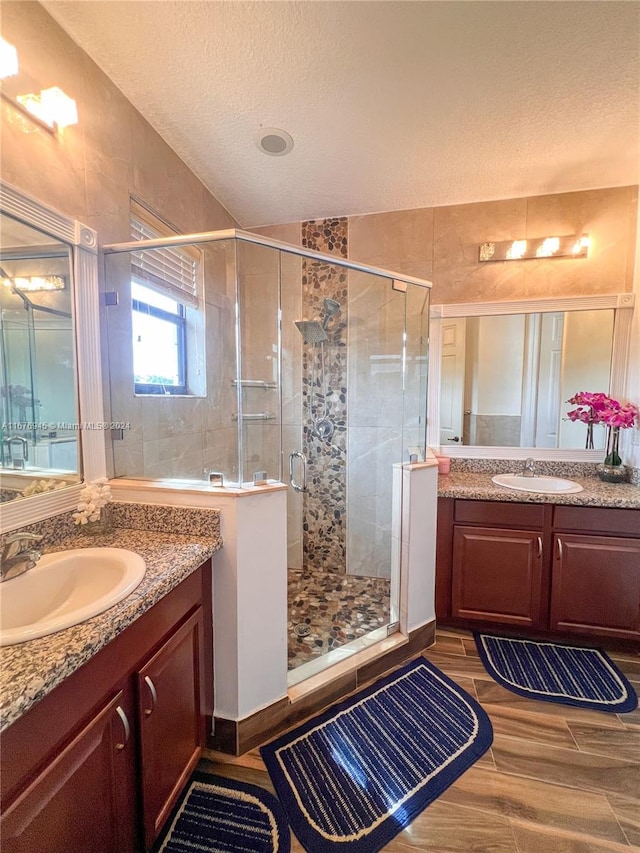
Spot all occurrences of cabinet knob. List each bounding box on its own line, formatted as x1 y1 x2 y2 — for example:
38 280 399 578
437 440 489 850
115 705 130 750
144 675 158 716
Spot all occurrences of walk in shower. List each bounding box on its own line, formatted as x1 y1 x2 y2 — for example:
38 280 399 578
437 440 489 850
104 228 430 682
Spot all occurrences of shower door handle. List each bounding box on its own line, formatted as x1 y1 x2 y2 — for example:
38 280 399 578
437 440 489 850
289 451 307 493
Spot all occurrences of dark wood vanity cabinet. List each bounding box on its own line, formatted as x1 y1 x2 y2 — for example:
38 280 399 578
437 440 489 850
550 507 640 641
0 561 213 853
437 499 640 643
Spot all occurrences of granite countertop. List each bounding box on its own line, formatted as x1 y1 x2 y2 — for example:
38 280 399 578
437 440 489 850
0 522 222 733
437 471 640 508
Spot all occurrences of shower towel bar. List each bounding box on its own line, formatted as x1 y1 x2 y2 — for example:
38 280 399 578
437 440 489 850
232 380 277 390
231 412 276 421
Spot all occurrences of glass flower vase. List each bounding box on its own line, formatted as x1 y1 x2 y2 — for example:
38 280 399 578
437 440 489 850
597 426 626 482
79 506 113 536
596 463 627 484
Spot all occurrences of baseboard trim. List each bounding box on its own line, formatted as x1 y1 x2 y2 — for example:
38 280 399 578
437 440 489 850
210 619 436 755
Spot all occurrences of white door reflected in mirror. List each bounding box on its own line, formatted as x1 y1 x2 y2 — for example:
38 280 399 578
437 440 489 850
439 309 615 450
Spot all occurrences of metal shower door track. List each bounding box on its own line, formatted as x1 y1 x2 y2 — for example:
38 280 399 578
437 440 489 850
103 229 432 290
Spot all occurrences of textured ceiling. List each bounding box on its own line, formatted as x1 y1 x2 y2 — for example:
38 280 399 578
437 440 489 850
43 1 640 228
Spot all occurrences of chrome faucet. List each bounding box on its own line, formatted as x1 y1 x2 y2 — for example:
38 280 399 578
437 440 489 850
1 533 43 582
521 457 536 478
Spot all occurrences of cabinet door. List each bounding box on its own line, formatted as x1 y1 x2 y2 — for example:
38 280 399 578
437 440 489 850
551 534 640 640
0 690 137 853
451 526 544 628
138 608 204 849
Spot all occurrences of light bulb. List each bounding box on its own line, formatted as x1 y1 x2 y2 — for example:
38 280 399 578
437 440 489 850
0 37 18 79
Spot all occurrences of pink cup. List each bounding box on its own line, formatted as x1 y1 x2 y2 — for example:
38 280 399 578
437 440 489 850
437 456 451 475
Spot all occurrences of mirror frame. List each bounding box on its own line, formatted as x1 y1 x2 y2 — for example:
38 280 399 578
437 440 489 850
0 182 106 532
428 293 635 460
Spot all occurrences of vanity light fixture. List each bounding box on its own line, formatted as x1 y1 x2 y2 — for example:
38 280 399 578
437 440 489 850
1 275 66 292
16 86 78 131
1 39 77 133
479 234 590 263
0 37 19 79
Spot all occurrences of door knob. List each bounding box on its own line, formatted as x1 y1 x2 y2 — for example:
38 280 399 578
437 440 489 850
447 436 461 442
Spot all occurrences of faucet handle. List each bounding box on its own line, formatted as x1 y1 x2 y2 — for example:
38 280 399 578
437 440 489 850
6 532 43 543
2 532 43 560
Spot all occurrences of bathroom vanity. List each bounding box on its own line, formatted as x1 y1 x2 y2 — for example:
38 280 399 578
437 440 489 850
0 520 218 853
436 477 640 644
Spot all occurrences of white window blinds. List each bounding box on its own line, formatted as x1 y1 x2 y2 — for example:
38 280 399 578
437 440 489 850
130 206 199 307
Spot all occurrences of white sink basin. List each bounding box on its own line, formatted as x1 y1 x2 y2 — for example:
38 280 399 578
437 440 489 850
0 547 145 646
492 473 583 494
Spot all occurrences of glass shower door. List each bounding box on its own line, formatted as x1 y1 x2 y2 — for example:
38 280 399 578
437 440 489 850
285 264 416 680
235 240 281 485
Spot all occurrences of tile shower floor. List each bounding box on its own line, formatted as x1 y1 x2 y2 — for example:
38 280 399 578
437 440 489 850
287 568 391 670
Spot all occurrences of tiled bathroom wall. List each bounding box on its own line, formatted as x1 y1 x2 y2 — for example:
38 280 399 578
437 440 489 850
300 219 349 573
255 187 638 303
348 187 638 303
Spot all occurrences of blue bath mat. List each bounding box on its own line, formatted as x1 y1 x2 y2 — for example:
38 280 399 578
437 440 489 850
261 657 493 853
474 632 638 713
154 771 290 852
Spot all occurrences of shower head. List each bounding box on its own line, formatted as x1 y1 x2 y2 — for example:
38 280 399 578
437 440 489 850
321 298 340 329
295 320 328 344
295 299 340 342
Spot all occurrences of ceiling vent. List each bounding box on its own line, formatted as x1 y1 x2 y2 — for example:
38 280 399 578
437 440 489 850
255 127 294 156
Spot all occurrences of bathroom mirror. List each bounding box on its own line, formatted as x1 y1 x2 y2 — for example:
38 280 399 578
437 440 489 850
0 182 105 532
428 294 634 458
0 213 79 502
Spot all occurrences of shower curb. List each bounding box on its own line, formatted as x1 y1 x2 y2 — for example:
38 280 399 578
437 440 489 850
210 619 435 755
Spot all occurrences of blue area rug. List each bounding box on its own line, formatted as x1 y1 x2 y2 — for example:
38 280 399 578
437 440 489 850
154 771 290 853
474 632 638 713
261 657 493 853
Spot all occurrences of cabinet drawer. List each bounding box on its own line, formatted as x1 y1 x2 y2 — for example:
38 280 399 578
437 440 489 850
554 506 640 537
455 500 545 529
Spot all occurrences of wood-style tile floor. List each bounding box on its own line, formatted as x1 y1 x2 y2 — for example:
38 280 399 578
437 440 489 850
200 628 640 852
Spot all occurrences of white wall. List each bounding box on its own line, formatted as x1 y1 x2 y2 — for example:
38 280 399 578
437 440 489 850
623 214 640 468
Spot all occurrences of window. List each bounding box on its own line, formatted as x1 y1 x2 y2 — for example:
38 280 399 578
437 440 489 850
130 201 203 396
132 281 187 394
